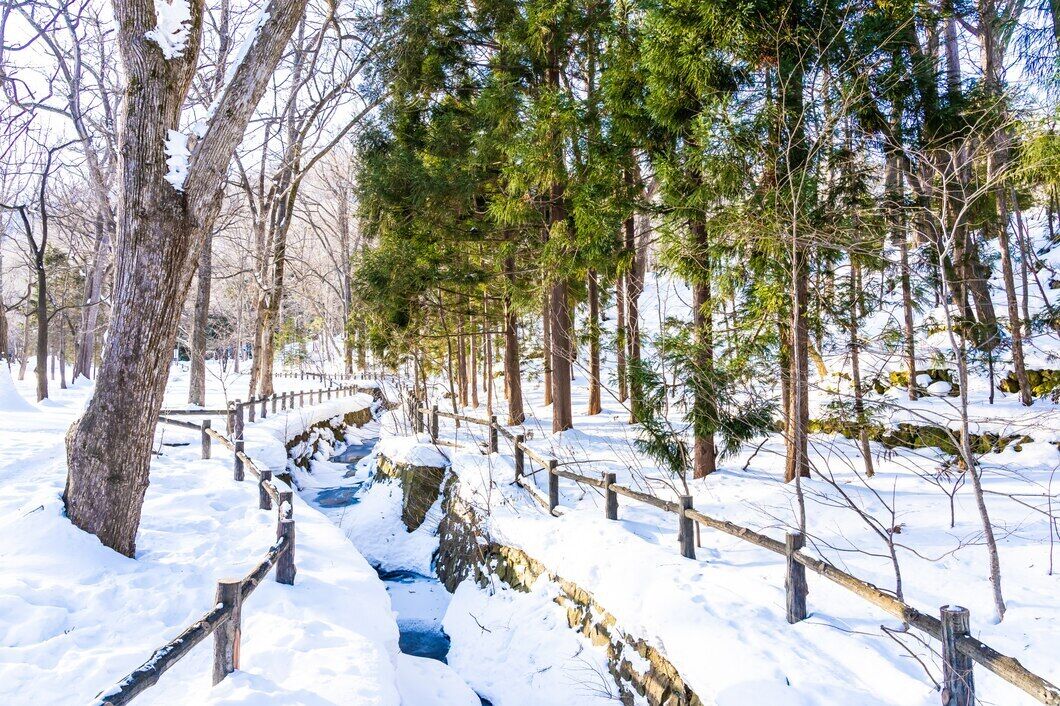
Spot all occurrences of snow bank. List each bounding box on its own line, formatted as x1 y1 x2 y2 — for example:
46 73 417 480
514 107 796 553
0 377 402 705
0 363 35 412
375 434 450 468
443 578 622 706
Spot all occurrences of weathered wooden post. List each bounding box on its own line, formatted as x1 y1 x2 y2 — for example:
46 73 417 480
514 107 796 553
280 391 287 411
941 606 974 706
212 579 242 684
278 489 293 521
201 419 212 459
430 404 439 441
259 469 273 510
260 396 267 419
604 472 617 520
271 394 277 414
678 496 695 559
514 435 525 480
489 415 498 453
327 388 332 401
299 390 305 407
548 459 559 514
247 396 256 423
785 532 808 623
233 401 245 482
276 518 296 585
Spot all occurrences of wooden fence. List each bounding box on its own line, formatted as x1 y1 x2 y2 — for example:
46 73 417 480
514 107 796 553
417 403 1060 706
90 384 372 705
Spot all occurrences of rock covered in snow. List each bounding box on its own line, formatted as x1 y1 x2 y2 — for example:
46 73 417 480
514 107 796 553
926 380 952 396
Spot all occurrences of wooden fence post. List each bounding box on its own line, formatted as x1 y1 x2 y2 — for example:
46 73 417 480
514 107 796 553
430 404 439 441
280 392 287 411
212 579 242 684
259 470 272 510
247 396 256 423
604 472 617 520
785 532 808 623
489 415 498 453
941 606 974 706
514 435 525 480
233 401 245 481
277 518 296 585
548 460 559 514
277 489 293 521
260 396 267 419
271 394 277 414
678 496 695 559
201 420 212 460
299 390 304 407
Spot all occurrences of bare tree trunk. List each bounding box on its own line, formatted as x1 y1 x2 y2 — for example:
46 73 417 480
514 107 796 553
849 262 874 477
34 253 48 402
785 248 810 483
188 230 212 405
615 272 627 403
74 215 109 380
625 207 643 419
587 269 601 415
996 191 1031 405
470 323 479 408
457 316 468 408
691 219 716 478
65 0 311 556
503 257 525 425
550 277 573 432
542 287 552 406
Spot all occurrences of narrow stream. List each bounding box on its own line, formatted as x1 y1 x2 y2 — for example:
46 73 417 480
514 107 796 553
325 442 493 706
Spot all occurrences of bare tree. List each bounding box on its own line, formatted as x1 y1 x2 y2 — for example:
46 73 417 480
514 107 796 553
63 0 315 556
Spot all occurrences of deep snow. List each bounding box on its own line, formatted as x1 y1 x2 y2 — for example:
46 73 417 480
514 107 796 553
0 363 469 705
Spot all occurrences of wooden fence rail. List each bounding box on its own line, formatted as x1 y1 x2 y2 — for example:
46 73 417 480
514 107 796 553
415 403 1060 706
92 382 376 705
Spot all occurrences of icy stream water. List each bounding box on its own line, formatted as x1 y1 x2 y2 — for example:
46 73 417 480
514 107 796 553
322 442 494 706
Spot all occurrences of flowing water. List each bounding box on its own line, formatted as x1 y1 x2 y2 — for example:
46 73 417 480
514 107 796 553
323 441 493 705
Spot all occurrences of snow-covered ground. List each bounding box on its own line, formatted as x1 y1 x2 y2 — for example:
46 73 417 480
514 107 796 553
302 428 625 706
0 363 469 706
398 248 1060 706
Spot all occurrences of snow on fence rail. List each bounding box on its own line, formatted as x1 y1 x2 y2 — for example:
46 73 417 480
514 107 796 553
416 403 1060 706
92 384 371 705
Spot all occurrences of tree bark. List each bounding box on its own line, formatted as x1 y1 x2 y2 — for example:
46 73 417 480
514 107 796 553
624 202 643 419
503 257 525 425
542 287 552 406
849 262 874 477
615 272 627 402
74 214 109 380
188 230 212 405
691 219 716 478
587 269 601 415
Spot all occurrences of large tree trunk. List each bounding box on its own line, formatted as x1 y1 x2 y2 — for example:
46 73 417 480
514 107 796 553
188 230 212 405
587 269 601 415
65 0 311 557
503 257 525 425
690 219 716 478
549 277 573 432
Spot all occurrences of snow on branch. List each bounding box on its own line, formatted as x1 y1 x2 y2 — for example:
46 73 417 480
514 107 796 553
146 0 193 60
164 130 190 191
